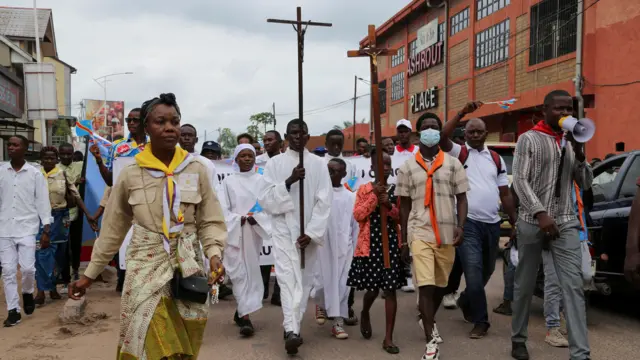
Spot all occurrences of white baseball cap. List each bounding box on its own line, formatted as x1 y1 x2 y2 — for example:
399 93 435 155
396 119 412 130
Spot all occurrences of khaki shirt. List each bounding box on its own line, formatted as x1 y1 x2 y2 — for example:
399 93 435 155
99 186 112 208
45 169 81 211
396 152 469 245
85 160 228 279
57 162 83 220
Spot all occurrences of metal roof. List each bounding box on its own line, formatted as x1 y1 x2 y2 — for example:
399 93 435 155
0 7 51 39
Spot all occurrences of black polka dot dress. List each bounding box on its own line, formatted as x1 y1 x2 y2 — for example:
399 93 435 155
347 184 403 292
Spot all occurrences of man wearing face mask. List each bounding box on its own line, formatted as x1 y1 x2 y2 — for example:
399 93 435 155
437 102 517 340
397 113 469 360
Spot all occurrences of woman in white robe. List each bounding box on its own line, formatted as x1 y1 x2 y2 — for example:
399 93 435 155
221 144 271 337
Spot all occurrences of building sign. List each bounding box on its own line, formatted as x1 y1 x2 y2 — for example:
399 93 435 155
410 86 438 113
408 41 444 77
416 19 438 54
0 74 21 118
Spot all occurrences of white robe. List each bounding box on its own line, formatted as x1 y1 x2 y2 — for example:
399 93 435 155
258 148 332 334
221 171 271 317
314 187 358 318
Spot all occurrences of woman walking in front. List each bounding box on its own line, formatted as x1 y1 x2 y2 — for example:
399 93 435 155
69 93 227 359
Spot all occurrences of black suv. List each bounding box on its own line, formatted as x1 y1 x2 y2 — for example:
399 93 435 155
589 151 640 295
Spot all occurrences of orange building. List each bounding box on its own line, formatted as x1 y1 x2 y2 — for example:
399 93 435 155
361 0 640 158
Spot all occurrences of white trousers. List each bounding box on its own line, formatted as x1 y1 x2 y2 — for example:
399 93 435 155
0 236 36 312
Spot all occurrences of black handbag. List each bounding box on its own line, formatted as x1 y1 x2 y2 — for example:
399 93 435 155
170 270 211 304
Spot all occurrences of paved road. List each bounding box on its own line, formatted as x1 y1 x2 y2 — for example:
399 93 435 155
200 261 640 360
1 261 639 360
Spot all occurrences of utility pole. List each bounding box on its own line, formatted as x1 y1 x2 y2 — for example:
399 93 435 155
352 75 357 154
272 102 277 130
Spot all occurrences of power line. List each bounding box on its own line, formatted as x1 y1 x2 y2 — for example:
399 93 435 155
584 78 640 87
276 93 370 117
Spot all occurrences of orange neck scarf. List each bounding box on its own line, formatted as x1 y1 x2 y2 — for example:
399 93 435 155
414 150 445 245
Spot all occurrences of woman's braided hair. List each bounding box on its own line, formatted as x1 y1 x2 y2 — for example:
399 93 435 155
40 146 59 158
140 93 181 126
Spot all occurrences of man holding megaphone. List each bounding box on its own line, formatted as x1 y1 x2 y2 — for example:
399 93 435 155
510 90 593 360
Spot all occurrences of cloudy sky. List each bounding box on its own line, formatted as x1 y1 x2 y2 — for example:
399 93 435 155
6 0 406 144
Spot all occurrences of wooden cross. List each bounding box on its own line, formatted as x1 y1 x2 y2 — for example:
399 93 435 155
267 7 332 269
347 25 398 269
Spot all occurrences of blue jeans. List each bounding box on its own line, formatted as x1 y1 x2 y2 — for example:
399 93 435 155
457 218 501 325
35 244 58 291
503 248 516 301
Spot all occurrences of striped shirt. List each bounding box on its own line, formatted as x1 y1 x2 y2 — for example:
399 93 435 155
396 152 469 245
512 130 593 225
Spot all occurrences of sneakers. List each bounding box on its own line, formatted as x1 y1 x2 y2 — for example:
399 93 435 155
493 300 513 316
59 285 69 295
545 327 569 348
421 338 440 360
417 315 444 344
284 331 303 355
401 277 416 292
469 323 490 339
443 292 459 309
22 293 35 315
315 305 327 325
511 342 530 360
3 309 21 327
432 322 444 344
332 323 349 339
344 307 358 326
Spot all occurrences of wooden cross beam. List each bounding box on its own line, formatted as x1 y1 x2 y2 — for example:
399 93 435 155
347 25 397 269
267 7 332 270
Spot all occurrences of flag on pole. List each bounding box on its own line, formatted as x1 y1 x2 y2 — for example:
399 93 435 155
485 98 517 110
75 121 113 161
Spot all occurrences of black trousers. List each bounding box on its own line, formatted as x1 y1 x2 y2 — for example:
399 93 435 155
260 265 280 299
68 216 83 271
348 287 355 308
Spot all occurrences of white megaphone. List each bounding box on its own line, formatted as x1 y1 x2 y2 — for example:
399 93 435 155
558 116 595 143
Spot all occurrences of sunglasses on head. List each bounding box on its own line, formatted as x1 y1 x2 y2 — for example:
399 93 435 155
125 117 140 123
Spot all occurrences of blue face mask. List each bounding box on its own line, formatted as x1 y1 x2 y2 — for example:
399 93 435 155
420 129 440 147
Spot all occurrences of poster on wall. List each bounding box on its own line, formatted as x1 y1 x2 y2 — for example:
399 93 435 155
83 99 125 141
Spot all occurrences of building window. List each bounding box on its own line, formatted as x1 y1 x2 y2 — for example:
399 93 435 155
475 19 510 69
409 39 418 58
438 22 445 42
477 0 511 20
391 72 405 101
379 80 387 114
529 0 578 65
451 8 470 35
391 46 405 67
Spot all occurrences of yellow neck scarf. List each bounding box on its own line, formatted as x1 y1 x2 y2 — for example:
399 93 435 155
41 166 60 179
135 144 191 240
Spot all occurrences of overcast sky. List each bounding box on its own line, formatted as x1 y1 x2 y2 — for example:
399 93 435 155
6 0 407 144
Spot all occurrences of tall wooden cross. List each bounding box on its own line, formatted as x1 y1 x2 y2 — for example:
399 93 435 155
347 25 398 269
267 7 332 269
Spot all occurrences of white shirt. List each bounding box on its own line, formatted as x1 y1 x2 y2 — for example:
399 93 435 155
448 142 509 223
255 153 272 167
325 153 357 187
193 154 219 192
389 144 419 185
0 162 53 237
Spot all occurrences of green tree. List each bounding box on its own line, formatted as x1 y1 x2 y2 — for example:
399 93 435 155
249 112 275 133
332 121 353 130
216 127 237 157
246 124 262 143
53 118 71 137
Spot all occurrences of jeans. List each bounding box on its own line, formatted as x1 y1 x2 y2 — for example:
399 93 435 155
511 220 590 360
456 218 501 325
68 216 83 271
35 244 58 291
55 241 70 284
503 248 516 301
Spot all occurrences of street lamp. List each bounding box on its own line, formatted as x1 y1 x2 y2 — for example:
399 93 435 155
93 72 133 139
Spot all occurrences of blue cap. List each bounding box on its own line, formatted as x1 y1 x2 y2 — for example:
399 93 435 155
313 146 328 154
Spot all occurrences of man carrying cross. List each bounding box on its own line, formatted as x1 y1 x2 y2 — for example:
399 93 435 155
258 119 332 355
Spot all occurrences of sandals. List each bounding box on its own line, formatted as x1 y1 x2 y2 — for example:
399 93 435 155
360 311 372 339
382 341 400 354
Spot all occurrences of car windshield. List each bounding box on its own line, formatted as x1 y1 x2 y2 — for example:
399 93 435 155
490 147 515 175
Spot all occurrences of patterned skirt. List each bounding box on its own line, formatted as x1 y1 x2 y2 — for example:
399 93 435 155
117 225 208 360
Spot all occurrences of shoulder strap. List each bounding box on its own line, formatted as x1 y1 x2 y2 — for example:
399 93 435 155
489 150 504 176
